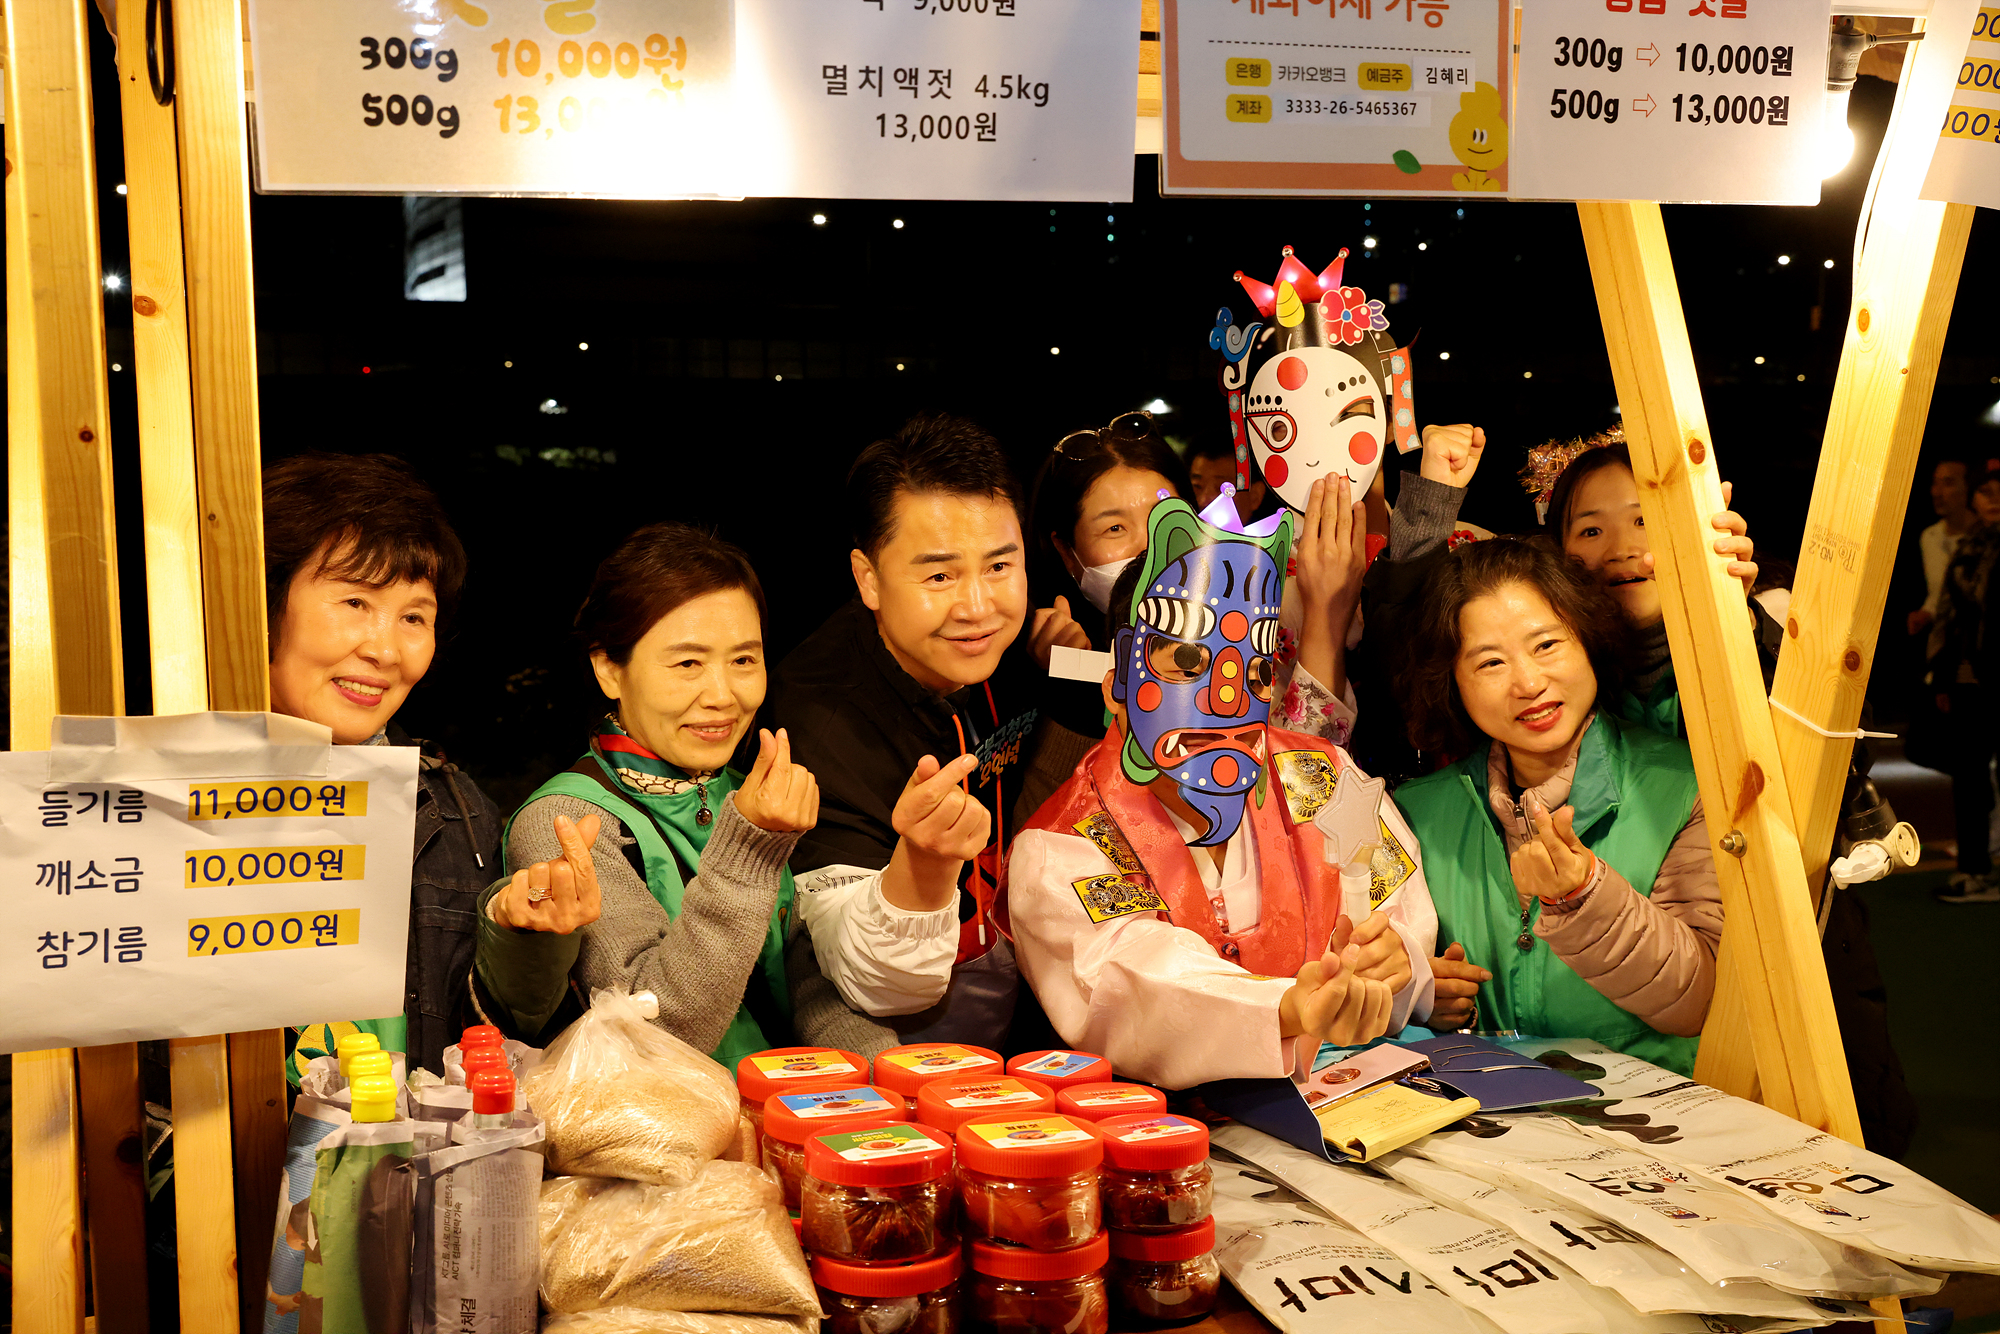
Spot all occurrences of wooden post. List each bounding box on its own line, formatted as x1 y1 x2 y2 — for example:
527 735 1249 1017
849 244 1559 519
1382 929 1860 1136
5 1 149 1330
171 0 277 1326
1575 201 1865 1144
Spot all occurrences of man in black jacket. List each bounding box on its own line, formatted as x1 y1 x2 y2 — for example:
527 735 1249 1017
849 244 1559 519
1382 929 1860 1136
767 413 1046 1054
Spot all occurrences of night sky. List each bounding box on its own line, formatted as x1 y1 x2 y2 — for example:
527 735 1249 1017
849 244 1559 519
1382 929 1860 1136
41 22 2000 805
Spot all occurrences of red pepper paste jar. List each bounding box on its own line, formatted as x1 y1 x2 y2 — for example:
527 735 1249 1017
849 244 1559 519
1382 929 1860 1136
1004 1050 1113 1093
762 1084 904 1212
1107 1218 1220 1324
874 1043 1005 1106
955 1114 1103 1251
814 1249 964 1334
802 1121 958 1264
916 1076 1055 1136
736 1046 868 1146
1054 1082 1168 1123
1095 1114 1213 1234
967 1232 1109 1334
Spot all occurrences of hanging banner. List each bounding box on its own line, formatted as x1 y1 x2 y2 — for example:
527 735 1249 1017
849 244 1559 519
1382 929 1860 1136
1159 0 1512 198
1508 0 1830 204
0 714 419 1053
1922 5 2000 211
731 0 1142 201
249 0 738 196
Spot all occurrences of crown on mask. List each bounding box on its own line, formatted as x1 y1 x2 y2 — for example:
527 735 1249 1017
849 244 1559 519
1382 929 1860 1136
1233 245 1388 350
1200 484 1289 539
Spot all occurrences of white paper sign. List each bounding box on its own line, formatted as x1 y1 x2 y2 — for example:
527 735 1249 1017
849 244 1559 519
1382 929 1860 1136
731 0 1141 201
249 0 738 196
1510 0 1830 203
1922 4 2000 211
0 714 420 1053
1160 0 1512 197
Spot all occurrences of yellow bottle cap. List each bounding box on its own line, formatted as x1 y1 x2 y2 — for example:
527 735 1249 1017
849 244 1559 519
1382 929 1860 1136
346 1051 392 1082
350 1074 398 1123
335 1033 382 1081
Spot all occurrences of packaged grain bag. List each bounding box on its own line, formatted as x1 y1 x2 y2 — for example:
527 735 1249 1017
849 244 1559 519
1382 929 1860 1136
522 989 739 1185
1410 1115 1938 1302
1510 1041 2000 1275
263 1096 347 1334
538 1162 822 1317
1213 1125 1765 1334
541 1315 817 1334
411 1070 545 1334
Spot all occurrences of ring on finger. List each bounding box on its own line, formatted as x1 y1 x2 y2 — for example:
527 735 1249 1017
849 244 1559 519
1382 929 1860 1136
527 886 552 902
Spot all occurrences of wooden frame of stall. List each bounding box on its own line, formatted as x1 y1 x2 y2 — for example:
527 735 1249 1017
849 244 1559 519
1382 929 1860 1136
0 0 1972 1330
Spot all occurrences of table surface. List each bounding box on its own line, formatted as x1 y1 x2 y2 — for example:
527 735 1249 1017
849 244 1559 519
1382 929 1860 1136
1149 1282 1275 1334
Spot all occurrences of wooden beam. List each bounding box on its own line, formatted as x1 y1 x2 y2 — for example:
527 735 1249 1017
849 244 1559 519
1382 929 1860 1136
171 2 278 1327
12 1051 85 1334
1576 201 1864 1144
74 1045 150 1334
170 1037 242 1334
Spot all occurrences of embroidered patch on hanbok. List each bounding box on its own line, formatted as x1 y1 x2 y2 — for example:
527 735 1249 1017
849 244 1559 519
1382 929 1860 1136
1071 873 1168 924
1073 812 1143 874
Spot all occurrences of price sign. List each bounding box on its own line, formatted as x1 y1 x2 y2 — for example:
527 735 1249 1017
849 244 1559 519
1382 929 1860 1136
1510 0 1829 203
1160 0 1512 198
248 0 736 196
0 715 419 1053
1922 4 2000 211
730 0 1141 201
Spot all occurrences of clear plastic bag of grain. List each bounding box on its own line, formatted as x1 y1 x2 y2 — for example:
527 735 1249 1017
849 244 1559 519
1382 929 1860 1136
539 1163 824 1318
541 1312 818 1334
521 989 740 1185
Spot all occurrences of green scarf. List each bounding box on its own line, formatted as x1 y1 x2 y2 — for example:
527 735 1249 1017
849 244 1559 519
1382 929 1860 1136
512 715 794 1071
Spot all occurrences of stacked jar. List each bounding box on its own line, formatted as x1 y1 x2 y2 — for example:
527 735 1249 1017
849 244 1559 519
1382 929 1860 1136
915 1074 1055 1136
1004 1050 1113 1094
1095 1114 1218 1325
956 1111 1109 1334
1054 1082 1168 1123
800 1121 962 1332
760 1083 906 1212
872 1043 1006 1111
735 1045 868 1155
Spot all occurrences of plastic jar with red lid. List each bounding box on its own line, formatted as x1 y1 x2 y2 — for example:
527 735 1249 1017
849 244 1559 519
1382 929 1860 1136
1095 1114 1213 1233
955 1114 1103 1251
814 1248 963 1334
737 1046 870 1135
1107 1218 1220 1324
967 1232 1108 1334
916 1075 1055 1135
1053 1082 1168 1123
762 1084 905 1211
802 1121 957 1264
873 1043 1004 1104
1004 1050 1113 1093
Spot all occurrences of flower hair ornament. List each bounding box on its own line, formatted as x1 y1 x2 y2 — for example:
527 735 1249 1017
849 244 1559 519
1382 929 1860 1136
1209 246 1418 514
1520 423 1626 526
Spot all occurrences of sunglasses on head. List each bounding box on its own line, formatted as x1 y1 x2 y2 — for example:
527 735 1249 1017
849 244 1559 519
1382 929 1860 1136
1053 410 1157 460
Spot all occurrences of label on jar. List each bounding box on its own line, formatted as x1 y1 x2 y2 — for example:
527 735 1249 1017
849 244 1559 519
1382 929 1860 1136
816 1125 947 1161
944 1078 1046 1108
968 1115 1095 1148
881 1045 999 1075
778 1087 898 1119
1073 1087 1157 1107
1015 1051 1101 1080
1112 1115 1203 1143
749 1052 859 1080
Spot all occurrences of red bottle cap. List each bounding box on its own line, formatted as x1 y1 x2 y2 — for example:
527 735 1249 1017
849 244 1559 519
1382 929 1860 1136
969 1231 1109 1281
916 1075 1055 1134
1095 1114 1210 1171
1109 1217 1215 1262
804 1121 953 1187
459 1046 508 1079
813 1248 963 1298
736 1046 869 1105
762 1084 907 1146
469 1068 516 1117
1055 1082 1168 1122
459 1025 504 1048
1005 1049 1113 1091
955 1113 1103 1178
872 1043 1004 1098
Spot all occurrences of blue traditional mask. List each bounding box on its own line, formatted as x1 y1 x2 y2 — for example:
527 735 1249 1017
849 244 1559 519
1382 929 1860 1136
1111 492 1294 847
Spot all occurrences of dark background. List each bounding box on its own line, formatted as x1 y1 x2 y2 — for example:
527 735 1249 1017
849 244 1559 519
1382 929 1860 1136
34 24 2000 809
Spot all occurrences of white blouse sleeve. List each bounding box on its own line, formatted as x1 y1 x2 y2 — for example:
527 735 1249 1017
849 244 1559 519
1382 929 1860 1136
793 865 959 1018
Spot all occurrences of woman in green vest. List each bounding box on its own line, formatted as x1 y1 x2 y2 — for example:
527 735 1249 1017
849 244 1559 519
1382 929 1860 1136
1390 538 1722 1076
470 522 820 1070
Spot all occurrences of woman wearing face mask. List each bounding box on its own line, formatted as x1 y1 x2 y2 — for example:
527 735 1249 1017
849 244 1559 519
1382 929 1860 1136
473 523 950 1064
1391 539 1721 1074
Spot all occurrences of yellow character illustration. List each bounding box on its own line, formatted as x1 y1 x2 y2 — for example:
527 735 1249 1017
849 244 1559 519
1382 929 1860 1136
1448 83 1508 192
